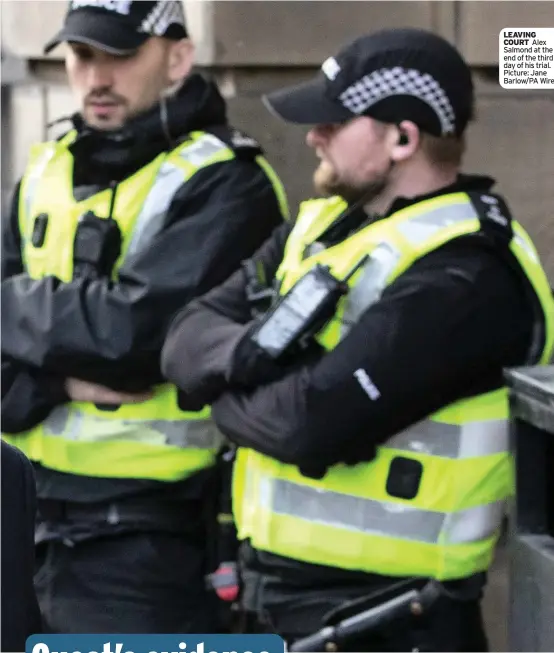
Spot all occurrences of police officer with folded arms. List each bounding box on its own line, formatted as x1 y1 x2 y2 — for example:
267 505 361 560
162 28 554 651
1 0 287 635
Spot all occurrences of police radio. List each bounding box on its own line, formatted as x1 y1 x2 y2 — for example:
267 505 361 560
250 255 369 360
73 182 122 280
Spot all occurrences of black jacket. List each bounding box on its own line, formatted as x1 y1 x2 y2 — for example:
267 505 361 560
1 74 286 505
1 442 42 650
161 175 545 586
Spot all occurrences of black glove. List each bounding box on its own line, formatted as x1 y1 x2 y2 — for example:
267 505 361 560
225 323 288 389
175 325 326 411
228 318 330 388
173 322 282 411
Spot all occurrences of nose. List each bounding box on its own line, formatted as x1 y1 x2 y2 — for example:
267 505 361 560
306 124 332 148
87 60 114 91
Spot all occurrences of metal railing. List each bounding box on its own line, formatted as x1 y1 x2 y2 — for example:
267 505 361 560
506 365 554 652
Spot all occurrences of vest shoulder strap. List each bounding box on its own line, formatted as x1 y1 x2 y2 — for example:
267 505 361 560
465 191 554 365
294 196 347 234
55 129 79 146
200 126 290 221
298 196 346 216
202 125 264 160
465 190 514 246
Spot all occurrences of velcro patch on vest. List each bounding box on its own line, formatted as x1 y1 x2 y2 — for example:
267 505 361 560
208 126 263 158
467 191 514 243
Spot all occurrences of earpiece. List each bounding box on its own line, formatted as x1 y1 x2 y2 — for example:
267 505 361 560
398 130 409 146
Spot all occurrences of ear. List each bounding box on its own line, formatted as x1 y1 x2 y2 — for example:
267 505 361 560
390 120 420 163
167 38 195 84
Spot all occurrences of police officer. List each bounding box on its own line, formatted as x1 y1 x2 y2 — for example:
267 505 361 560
1 0 287 635
161 28 554 651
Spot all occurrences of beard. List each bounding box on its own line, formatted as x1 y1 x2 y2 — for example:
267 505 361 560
313 159 388 205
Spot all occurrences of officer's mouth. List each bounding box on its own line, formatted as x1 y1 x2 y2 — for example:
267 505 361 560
88 102 120 119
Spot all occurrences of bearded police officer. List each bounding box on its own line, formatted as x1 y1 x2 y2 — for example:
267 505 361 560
161 28 554 651
1 0 287 635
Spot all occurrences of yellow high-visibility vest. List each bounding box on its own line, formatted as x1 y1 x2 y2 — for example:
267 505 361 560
3 129 288 482
233 191 554 580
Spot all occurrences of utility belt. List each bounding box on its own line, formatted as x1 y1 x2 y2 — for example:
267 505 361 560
240 567 486 648
205 447 241 604
289 577 443 652
37 497 200 532
238 542 486 640
291 572 487 652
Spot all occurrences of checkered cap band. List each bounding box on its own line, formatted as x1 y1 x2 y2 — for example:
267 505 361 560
338 66 456 135
139 0 186 36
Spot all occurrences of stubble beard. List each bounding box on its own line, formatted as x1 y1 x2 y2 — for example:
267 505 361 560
312 159 388 206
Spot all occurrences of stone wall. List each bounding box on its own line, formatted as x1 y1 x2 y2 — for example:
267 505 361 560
2 1 553 278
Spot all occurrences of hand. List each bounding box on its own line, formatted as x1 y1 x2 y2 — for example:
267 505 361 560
64 378 154 404
228 325 326 389
227 326 284 388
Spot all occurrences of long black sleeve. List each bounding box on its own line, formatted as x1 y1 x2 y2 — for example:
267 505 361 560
1 182 24 280
1 358 69 434
210 239 535 474
161 221 292 404
1 159 284 389
1 183 69 433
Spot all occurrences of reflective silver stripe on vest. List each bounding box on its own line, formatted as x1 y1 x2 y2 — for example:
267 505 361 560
123 134 230 260
395 201 477 245
141 419 224 449
513 233 539 265
42 405 223 449
340 201 477 338
444 500 505 544
178 133 228 167
261 477 504 545
341 242 401 336
509 234 545 364
385 419 509 459
125 161 187 259
42 405 84 441
23 146 57 241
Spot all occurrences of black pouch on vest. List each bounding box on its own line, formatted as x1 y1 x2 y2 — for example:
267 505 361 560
386 456 423 500
73 210 122 280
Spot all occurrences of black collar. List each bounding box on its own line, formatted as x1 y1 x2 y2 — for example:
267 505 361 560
385 174 496 216
318 174 497 247
66 74 228 186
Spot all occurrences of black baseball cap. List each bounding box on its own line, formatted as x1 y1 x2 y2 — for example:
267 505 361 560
263 28 474 137
44 0 188 56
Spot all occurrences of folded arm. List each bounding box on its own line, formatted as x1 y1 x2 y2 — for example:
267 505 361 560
2 159 284 389
1 183 68 433
161 220 293 407
209 240 534 477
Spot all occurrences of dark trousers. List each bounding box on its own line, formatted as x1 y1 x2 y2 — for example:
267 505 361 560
243 577 489 652
35 532 223 634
